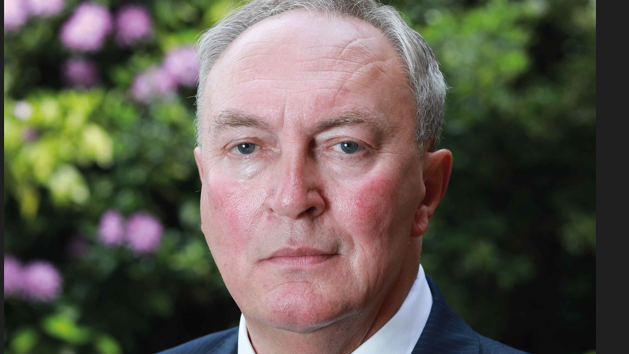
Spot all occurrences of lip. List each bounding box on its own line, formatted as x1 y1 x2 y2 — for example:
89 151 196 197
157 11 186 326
264 247 337 267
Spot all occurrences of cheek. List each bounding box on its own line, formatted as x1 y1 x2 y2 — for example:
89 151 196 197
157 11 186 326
328 173 412 299
202 175 265 264
334 174 402 249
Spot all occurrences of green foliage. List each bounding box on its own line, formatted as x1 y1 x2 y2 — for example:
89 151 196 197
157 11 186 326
5 90 112 218
41 313 92 344
4 0 595 353
94 335 122 354
392 0 595 350
10 327 39 354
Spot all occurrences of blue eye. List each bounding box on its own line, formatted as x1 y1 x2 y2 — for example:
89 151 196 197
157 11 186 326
337 142 359 154
236 143 257 154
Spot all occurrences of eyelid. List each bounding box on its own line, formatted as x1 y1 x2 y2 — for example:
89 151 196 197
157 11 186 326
328 140 370 154
331 141 357 152
227 140 261 155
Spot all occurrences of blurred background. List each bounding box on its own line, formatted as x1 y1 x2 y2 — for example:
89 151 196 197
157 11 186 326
4 0 595 353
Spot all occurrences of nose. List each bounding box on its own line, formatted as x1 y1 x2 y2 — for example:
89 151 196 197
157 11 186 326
267 152 325 219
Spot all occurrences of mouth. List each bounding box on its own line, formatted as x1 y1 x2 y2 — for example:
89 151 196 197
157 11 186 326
264 247 338 267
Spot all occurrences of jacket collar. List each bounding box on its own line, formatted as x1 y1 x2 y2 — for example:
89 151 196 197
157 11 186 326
412 275 480 354
220 275 480 354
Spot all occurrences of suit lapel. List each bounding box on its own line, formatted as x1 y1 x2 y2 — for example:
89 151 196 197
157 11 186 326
411 275 480 354
208 329 238 354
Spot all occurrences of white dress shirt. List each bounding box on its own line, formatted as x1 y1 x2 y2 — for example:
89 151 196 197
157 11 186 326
238 264 433 354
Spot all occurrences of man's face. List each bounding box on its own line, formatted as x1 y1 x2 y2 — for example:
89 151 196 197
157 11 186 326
197 11 426 332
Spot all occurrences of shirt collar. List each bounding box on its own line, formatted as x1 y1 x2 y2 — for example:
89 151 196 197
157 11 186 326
238 264 433 354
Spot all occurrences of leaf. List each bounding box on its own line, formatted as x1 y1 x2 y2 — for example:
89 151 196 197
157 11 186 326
203 0 233 27
46 164 90 205
16 183 40 220
81 124 114 168
10 327 39 354
41 313 92 345
94 335 123 354
561 210 596 255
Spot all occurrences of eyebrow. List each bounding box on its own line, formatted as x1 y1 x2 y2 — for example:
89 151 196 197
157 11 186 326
209 110 271 136
208 109 387 137
314 110 388 135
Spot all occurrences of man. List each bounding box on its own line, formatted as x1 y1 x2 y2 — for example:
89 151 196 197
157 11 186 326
161 0 527 353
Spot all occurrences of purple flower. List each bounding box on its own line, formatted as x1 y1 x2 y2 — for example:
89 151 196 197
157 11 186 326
98 210 125 246
130 66 177 103
130 73 152 103
4 0 28 31
60 2 112 52
22 261 63 302
4 255 23 297
62 57 99 88
26 0 65 18
125 212 163 255
163 46 199 87
115 5 152 46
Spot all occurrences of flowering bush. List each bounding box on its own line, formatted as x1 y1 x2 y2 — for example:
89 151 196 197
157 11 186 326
21 261 64 302
98 210 126 246
62 57 100 88
5 1 235 352
25 0 65 18
125 212 164 255
163 46 199 87
4 255 24 297
130 65 178 103
4 256 63 302
60 2 113 52
114 5 153 46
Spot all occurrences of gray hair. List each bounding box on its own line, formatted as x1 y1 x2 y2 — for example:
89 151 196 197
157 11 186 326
195 0 446 152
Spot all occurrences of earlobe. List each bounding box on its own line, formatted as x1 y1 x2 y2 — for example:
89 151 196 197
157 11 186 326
194 147 204 181
411 205 429 237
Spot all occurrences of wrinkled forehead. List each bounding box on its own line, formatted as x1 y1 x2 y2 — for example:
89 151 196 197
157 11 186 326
204 10 407 111
221 10 396 65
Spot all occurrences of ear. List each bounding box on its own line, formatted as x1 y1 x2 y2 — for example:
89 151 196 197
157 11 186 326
194 147 204 181
194 147 206 233
411 149 453 237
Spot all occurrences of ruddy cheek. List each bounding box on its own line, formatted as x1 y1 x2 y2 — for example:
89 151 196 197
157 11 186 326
339 176 396 238
206 178 266 252
206 181 247 248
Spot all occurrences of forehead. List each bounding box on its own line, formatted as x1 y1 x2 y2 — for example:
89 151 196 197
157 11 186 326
204 10 414 131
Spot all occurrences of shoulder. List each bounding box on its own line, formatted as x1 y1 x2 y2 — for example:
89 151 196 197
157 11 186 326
478 335 529 354
420 274 529 354
157 327 238 354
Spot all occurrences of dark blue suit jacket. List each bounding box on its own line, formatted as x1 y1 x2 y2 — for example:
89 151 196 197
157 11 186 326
158 275 528 354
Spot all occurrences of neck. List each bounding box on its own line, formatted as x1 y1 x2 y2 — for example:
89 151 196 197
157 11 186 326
246 240 421 354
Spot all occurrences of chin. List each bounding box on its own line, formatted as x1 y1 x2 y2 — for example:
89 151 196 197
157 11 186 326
265 309 342 334
258 285 353 333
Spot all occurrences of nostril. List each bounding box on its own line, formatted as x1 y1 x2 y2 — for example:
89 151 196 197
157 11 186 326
305 207 316 214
